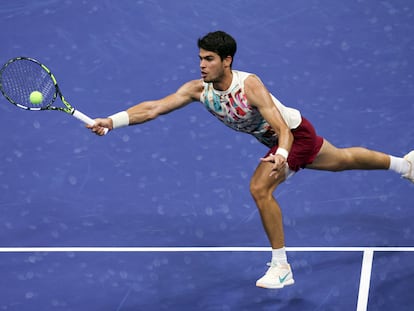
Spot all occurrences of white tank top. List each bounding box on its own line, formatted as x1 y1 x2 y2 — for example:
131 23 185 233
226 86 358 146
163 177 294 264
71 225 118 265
200 70 302 147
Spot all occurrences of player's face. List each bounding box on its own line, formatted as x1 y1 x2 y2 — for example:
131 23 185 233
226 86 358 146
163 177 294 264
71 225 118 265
199 49 230 84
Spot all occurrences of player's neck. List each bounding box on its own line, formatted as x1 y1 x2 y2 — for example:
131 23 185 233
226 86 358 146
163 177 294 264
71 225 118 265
213 70 233 91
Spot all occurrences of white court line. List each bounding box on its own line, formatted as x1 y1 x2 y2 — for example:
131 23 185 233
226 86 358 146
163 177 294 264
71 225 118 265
0 246 410 252
357 250 374 311
0 246 413 252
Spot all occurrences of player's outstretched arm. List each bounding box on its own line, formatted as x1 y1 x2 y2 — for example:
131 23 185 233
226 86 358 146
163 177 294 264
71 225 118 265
88 79 203 135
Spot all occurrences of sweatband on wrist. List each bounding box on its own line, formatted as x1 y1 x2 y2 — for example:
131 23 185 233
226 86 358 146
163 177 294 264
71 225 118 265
275 148 289 159
108 111 129 129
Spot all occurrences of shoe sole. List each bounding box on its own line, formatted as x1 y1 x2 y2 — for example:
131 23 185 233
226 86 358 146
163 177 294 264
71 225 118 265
256 278 295 289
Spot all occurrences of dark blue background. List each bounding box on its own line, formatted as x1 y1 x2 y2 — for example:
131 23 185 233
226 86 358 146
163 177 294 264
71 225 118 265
0 0 413 310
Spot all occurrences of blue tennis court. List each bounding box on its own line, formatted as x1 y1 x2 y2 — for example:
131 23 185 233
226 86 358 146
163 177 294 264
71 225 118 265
0 1 413 310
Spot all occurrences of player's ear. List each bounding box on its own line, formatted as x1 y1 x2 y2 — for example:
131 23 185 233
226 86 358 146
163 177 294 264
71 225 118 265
223 55 233 68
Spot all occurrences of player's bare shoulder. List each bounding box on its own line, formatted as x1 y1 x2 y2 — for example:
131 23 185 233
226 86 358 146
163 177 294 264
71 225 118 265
244 74 265 89
176 79 204 102
244 74 269 104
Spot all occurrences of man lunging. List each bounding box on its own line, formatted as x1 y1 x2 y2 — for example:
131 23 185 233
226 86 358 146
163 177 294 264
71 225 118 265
88 31 413 289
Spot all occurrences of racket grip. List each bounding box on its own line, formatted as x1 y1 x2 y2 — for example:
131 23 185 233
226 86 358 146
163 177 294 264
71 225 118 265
72 110 109 135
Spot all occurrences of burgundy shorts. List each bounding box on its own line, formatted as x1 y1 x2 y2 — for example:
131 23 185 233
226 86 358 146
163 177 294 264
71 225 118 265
265 117 324 172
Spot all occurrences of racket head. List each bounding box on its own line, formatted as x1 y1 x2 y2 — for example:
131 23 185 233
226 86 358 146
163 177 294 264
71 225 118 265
0 57 58 111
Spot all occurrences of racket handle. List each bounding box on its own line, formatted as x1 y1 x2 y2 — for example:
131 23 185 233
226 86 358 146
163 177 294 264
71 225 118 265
72 110 109 135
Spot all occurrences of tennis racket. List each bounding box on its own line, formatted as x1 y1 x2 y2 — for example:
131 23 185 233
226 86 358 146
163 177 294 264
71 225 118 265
0 56 107 133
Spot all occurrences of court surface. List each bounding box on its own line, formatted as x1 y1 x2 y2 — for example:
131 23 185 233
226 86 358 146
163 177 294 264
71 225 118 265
0 1 413 310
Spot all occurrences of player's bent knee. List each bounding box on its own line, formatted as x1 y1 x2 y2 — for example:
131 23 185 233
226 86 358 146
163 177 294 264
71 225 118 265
335 150 356 171
250 182 266 201
249 180 279 204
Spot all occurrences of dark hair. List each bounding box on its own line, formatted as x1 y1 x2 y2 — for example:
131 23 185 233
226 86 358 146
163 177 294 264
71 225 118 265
197 31 237 66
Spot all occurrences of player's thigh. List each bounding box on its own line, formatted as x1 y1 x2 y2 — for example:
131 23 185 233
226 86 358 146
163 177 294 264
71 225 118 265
250 161 286 194
306 139 345 171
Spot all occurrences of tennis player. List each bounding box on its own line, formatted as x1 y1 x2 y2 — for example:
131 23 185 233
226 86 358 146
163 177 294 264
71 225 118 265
88 31 414 289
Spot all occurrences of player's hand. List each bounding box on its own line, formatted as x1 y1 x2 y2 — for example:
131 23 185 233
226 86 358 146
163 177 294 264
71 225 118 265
260 154 287 178
87 118 113 136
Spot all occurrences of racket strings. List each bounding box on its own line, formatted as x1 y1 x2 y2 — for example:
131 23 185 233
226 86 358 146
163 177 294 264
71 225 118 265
0 59 56 109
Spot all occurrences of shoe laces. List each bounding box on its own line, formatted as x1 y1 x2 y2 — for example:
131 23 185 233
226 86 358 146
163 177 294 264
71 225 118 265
264 262 289 276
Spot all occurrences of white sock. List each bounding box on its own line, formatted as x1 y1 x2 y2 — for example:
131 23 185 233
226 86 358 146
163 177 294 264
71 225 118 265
271 247 288 266
389 155 410 175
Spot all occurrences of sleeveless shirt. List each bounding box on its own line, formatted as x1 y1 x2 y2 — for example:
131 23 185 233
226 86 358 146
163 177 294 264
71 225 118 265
199 70 301 147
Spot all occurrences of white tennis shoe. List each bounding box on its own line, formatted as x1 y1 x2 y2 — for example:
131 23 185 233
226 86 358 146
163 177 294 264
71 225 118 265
403 150 414 183
256 262 295 289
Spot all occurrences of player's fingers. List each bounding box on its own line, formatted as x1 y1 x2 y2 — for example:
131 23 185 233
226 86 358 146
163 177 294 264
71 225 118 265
97 126 109 136
260 156 274 163
269 169 281 178
269 161 287 178
86 123 104 135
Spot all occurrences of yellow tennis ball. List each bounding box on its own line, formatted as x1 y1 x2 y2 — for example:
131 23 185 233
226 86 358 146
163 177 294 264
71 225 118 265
29 91 43 104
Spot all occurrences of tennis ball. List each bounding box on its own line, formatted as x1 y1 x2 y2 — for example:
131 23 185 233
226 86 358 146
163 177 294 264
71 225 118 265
29 91 43 104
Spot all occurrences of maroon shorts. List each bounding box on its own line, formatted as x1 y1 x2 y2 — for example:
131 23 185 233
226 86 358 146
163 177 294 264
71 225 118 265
265 117 324 171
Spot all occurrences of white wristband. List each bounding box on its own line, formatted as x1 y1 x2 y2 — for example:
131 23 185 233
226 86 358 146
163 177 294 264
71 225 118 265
275 148 289 159
108 111 129 129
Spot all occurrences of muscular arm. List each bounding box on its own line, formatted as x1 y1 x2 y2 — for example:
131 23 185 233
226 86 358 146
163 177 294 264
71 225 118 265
127 80 203 125
89 79 203 134
244 75 294 173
